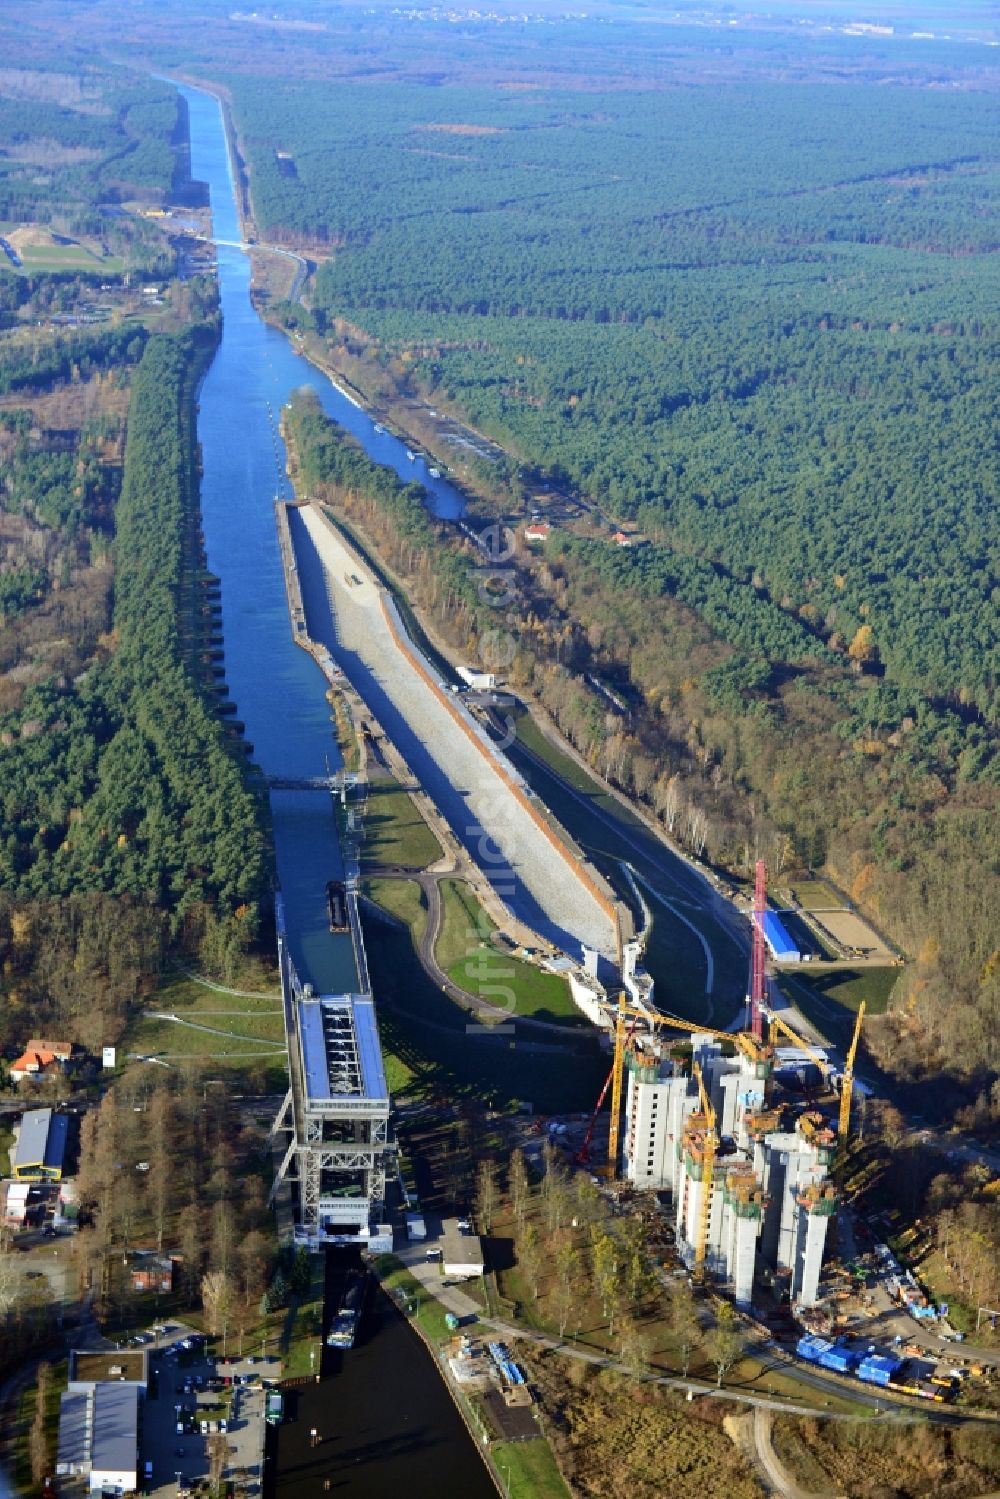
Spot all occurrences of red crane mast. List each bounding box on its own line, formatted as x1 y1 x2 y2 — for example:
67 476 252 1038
750 858 767 1042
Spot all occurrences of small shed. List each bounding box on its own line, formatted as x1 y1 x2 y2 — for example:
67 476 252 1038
441 1218 484 1280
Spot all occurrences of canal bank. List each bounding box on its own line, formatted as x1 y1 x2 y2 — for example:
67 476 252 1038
179 80 501 1499
264 1252 499 1499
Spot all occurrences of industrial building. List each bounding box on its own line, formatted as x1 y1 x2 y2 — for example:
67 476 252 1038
57 1367 145 1493
12 1108 69 1181
271 895 393 1251
623 1032 837 1309
755 908 801 963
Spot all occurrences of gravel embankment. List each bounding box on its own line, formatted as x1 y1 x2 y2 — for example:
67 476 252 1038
293 507 617 958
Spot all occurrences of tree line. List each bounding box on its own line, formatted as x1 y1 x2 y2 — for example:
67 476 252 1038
0 330 268 1051
286 396 999 1088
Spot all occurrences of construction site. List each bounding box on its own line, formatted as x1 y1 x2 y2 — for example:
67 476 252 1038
270 486 878 1314
573 862 865 1318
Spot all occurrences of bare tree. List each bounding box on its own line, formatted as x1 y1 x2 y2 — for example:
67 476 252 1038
475 1158 499 1236
668 1281 701 1377
509 1149 530 1233
201 1269 236 1338
518 1222 543 1301
704 1303 743 1388
29 1361 52 1487
591 1231 621 1336
551 1241 581 1339
686 803 710 859
0 1232 22 1317
618 1316 649 1377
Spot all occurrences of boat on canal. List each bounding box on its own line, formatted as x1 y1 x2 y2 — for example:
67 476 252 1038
326 879 348 932
326 1269 368 1348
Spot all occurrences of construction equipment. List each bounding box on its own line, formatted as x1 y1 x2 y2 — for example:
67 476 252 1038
578 1012 639 1167
691 1061 718 1277
601 996 771 1177
838 1001 866 1147
603 995 630 1178
749 859 768 1041
764 1007 834 1085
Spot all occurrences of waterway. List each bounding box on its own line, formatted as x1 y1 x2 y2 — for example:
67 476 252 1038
180 81 474 994
181 82 497 1499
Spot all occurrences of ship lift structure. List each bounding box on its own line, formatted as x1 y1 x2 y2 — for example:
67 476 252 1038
585 859 866 1271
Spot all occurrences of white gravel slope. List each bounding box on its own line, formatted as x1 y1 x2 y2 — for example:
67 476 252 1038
296 506 616 959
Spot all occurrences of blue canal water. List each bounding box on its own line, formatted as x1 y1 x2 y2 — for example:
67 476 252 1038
180 83 470 995
181 83 498 1499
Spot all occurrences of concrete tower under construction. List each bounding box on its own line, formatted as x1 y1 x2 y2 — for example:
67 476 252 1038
623 1033 837 1309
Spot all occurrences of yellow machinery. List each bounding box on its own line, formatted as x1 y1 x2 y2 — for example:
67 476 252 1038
602 993 849 1176
603 995 752 1176
603 997 630 1178
764 1008 836 1083
838 1001 866 1147
690 1060 718 1277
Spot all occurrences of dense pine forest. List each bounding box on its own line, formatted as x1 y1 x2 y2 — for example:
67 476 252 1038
234 79 1000 752
0 329 268 1050
0 52 268 1054
0 0 996 1087
229 65 999 1085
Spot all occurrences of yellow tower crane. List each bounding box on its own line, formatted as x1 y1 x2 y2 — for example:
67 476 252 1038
603 996 631 1179
763 1008 836 1084
602 996 770 1177
690 1060 718 1279
838 1001 866 1148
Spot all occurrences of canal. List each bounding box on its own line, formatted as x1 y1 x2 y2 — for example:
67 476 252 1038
181 82 497 1499
180 81 469 997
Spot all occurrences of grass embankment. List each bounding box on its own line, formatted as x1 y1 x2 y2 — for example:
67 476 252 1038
777 967 899 1062
373 1253 455 1344
362 877 606 1114
363 783 442 869
491 1437 571 1499
792 966 898 1018
436 879 585 1028
778 878 845 911
280 1252 325 1378
121 968 288 1091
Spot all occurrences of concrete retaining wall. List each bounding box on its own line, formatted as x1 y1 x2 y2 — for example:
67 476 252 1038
377 589 621 961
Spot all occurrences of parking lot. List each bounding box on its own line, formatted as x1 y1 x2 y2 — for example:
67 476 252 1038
142 1339 276 1497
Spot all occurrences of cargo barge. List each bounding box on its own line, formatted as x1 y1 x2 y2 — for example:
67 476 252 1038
326 879 348 933
326 1269 368 1348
